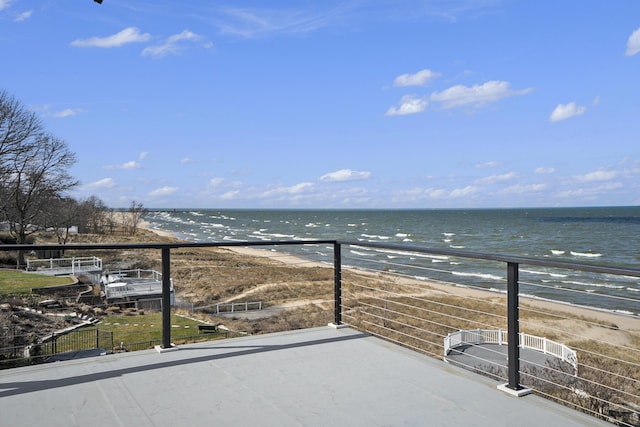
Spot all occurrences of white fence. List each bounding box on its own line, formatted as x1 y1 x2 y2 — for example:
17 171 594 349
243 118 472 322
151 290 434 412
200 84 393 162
199 301 263 314
26 256 102 275
102 269 163 283
444 329 578 373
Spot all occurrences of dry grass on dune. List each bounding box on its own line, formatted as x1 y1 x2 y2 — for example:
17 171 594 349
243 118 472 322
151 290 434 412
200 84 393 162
56 229 336 334
168 247 333 306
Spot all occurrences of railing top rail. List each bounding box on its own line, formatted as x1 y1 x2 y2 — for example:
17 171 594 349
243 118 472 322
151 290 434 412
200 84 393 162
0 239 337 252
3 239 639 278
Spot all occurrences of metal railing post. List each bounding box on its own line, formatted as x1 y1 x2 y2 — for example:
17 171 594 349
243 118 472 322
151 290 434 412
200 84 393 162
506 261 523 390
333 242 342 325
161 247 172 349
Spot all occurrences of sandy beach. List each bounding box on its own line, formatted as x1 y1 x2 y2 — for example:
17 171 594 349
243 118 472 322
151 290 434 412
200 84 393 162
138 222 640 348
215 242 640 340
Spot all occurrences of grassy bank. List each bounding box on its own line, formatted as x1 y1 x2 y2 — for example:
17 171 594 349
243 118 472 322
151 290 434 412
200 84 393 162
0 270 75 295
96 312 203 344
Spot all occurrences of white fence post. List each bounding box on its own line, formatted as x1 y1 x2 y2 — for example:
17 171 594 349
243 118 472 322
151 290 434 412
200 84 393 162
444 335 450 356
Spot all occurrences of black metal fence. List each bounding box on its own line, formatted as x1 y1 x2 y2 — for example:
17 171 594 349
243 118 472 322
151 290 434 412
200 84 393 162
0 328 113 369
118 330 242 353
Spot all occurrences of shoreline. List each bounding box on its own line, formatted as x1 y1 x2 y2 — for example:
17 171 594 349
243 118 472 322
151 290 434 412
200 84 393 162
139 221 178 239
139 223 640 338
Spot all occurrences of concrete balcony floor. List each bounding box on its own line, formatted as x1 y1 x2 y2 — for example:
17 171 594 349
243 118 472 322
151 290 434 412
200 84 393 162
0 326 609 427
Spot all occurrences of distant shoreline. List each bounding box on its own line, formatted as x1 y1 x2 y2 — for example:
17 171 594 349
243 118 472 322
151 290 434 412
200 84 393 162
142 206 640 212
139 221 177 239
139 221 640 344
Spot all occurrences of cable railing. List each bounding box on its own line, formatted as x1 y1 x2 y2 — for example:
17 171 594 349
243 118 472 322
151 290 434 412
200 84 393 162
2 239 639 426
338 240 640 426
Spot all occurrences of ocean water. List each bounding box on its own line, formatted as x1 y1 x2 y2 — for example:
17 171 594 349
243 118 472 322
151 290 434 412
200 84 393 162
144 207 640 316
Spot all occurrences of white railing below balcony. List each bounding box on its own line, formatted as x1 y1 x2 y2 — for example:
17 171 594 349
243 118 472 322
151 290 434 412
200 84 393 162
444 329 578 373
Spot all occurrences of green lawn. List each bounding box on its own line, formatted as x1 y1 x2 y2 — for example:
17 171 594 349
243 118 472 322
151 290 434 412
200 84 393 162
0 270 75 295
96 313 205 344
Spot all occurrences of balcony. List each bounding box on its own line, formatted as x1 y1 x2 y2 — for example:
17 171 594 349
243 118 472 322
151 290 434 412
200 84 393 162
1 240 639 426
0 325 612 427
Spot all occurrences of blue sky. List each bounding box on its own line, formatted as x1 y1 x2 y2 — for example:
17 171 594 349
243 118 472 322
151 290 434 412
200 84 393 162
2 0 639 209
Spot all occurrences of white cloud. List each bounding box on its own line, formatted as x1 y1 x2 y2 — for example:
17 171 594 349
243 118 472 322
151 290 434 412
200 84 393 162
598 182 623 191
138 151 149 160
549 102 586 122
502 183 547 194
393 69 440 87
70 27 151 48
555 182 623 199
535 167 555 174
430 80 533 109
397 185 478 200
475 172 516 185
14 10 31 22
209 177 225 186
221 190 240 200
142 30 211 57
475 161 502 169
449 186 478 198
626 27 640 56
181 157 195 164
52 108 85 118
122 160 141 170
574 170 618 183
262 182 314 197
320 169 372 182
148 186 178 197
85 178 116 190
386 95 428 116
290 182 313 193
0 0 11 11
103 160 142 170
214 5 354 39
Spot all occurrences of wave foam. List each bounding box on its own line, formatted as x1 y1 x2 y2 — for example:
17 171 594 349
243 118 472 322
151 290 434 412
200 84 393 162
452 271 504 282
521 269 567 278
570 251 602 258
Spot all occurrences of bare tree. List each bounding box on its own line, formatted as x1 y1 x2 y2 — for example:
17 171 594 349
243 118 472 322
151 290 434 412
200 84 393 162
1 91 80 265
77 195 111 234
42 197 80 246
2 133 78 266
122 200 148 236
0 90 42 211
